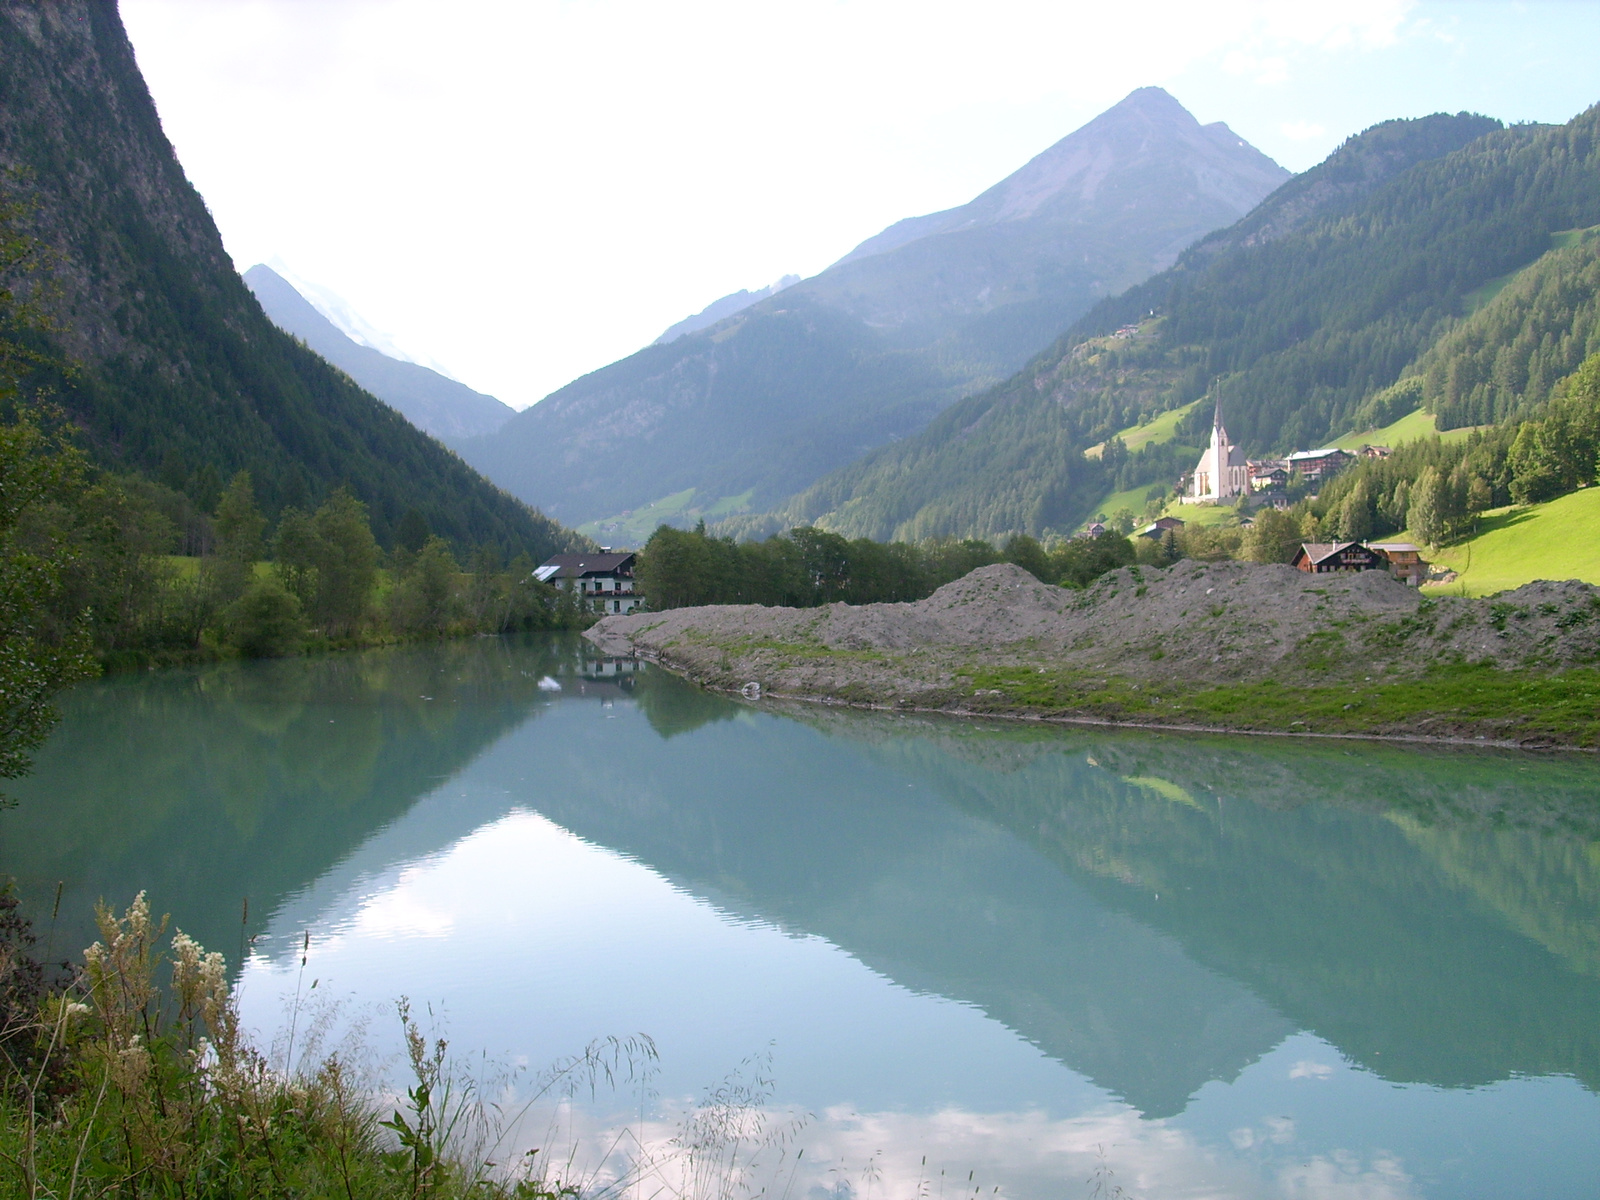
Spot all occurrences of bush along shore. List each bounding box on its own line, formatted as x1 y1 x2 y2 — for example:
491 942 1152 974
1 411 593 673
587 560 1600 749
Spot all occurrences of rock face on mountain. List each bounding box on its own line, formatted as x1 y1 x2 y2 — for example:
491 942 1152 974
0 2 578 557
245 265 515 442
455 88 1289 528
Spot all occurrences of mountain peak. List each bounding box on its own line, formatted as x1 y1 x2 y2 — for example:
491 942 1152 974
1105 85 1191 119
835 88 1287 264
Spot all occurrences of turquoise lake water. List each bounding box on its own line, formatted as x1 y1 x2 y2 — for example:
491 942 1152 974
3 634 1597 1198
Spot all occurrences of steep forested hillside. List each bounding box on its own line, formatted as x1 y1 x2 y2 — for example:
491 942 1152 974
1082 110 1598 450
1407 226 1600 428
0 3 578 559
456 87 1288 527
758 106 1600 541
245 265 515 442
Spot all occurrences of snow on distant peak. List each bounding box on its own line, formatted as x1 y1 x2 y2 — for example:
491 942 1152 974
264 258 465 382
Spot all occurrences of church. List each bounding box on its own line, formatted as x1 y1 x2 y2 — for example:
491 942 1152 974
1182 403 1250 503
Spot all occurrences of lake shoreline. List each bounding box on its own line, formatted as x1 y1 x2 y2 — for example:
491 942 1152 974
589 561 1600 751
623 651 1600 752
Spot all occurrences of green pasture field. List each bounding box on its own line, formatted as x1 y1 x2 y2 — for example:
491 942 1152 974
1421 488 1600 596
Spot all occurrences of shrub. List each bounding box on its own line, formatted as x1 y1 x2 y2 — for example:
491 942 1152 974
226 576 308 658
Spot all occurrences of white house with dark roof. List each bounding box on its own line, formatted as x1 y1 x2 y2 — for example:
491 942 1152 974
534 552 643 614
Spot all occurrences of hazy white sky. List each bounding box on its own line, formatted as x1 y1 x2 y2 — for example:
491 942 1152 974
120 0 1600 408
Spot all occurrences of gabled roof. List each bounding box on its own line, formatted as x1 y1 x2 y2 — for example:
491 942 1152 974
1295 542 1345 565
1136 517 1185 538
1369 542 1423 554
534 552 636 582
1293 541 1385 566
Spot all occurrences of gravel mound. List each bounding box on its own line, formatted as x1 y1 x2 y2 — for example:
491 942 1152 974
587 560 1600 710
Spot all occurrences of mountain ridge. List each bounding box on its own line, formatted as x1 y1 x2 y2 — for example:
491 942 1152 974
244 264 515 442
655 274 800 344
736 107 1600 543
455 87 1289 528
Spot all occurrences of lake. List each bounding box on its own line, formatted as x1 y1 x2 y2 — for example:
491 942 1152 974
3 634 1596 1199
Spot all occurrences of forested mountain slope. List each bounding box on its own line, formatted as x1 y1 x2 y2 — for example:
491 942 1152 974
756 107 1600 541
0 3 578 558
454 87 1288 527
244 265 515 442
1404 225 1600 429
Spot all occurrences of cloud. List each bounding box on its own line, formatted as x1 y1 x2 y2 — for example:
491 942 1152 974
1290 1059 1336 1080
1277 1149 1414 1199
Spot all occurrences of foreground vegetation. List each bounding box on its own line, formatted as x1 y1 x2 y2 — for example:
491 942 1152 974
0 893 648 1199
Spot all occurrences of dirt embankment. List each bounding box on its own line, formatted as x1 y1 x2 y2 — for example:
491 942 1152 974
586 561 1600 742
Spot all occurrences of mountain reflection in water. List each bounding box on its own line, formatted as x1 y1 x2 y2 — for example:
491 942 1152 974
3 634 1596 1198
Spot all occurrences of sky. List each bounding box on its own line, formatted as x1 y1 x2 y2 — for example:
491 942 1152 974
119 0 1600 409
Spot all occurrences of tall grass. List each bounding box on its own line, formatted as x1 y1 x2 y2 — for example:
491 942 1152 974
0 893 844 1200
0 893 666 1199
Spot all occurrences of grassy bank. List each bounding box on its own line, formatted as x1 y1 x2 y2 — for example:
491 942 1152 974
965 662 1600 748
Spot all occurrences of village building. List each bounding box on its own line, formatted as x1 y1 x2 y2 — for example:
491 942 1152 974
1369 541 1429 586
1286 447 1352 486
534 551 643 614
1359 444 1392 459
1181 405 1250 503
1083 520 1107 539
1137 516 1185 540
1248 460 1289 491
1291 542 1391 575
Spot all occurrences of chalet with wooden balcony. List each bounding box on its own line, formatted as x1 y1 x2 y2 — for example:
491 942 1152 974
534 551 643 614
1291 542 1389 575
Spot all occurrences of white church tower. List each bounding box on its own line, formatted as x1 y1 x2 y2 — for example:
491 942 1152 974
1183 403 1249 503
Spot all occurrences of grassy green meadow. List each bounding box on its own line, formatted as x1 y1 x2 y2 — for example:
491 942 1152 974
1084 398 1200 460
1421 488 1600 596
1331 408 1482 451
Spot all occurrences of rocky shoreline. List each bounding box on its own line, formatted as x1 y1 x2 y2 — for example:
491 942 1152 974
586 561 1600 748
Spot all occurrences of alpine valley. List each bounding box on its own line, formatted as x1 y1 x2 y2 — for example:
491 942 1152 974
245 264 516 444
452 87 1290 532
